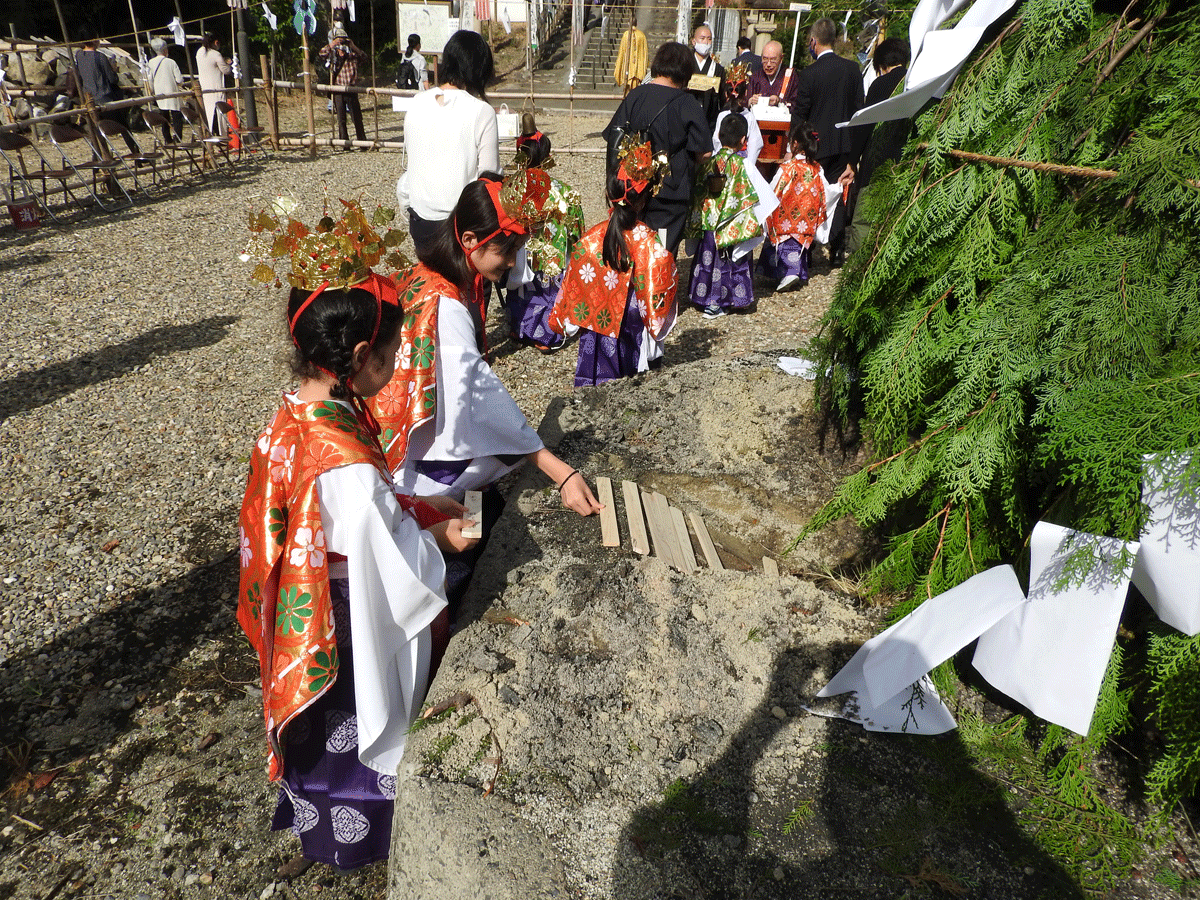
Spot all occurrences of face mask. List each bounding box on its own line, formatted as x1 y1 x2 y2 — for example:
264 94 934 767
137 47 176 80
694 42 711 57
809 42 819 60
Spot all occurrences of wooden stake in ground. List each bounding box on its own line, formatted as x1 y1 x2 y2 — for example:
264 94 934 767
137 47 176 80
670 506 698 573
641 490 674 568
688 511 723 571
622 480 650 555
595 477 619 547
653 493 684 570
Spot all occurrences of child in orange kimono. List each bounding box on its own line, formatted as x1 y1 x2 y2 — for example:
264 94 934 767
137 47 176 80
762 120 827 292
238 201 476 872
549 137 677 386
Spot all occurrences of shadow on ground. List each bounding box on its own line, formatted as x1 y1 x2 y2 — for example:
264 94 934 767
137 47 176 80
611 644 1085 900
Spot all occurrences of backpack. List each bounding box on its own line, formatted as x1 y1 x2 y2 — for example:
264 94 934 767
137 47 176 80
396 58 418 90
605 92 677 181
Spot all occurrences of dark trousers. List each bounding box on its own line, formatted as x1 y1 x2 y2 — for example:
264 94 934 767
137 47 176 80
644 199 690 255
159 109 184 144
407 209 443 250
334 92 366 144
103 106 141 155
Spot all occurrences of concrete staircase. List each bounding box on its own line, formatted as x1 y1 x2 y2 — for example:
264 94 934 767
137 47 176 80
532 0 678 93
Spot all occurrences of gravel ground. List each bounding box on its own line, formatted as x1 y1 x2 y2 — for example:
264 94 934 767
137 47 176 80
0 107 839 899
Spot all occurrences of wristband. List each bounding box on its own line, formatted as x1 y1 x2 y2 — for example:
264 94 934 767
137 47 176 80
557 469 580 491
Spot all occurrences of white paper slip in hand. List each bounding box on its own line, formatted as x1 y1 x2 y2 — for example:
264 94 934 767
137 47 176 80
462 490 483 540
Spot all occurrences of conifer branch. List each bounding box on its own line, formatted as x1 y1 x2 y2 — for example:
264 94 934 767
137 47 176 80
894 288 953 378
1092 10 1167 92
927 503 953 599
917 146 1120 179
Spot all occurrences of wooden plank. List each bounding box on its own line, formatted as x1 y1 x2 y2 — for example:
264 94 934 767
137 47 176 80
763 556 779 577
670 505 698 573
622 480 650 555
688 510 724 571
462 490 483 539
652 492 684 570
596 477 619 547
642 489 675 567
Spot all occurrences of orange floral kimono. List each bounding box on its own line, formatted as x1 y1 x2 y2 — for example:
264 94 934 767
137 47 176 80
549 221 677 341
237 397 434 780
766 156 827 248
367 263 453 475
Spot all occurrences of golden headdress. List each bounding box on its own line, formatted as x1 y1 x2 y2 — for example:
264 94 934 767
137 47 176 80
725 60 751 92
244 198 409 291
613 134 670 203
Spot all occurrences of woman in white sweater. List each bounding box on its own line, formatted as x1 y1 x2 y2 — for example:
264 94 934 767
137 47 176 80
195 32 231 134
398 31 499 249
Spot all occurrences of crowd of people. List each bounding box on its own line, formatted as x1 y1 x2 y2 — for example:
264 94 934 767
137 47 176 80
237 17 913 880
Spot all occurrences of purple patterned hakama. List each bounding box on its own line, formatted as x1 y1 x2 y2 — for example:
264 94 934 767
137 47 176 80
574 284 645 387
271 577 395 871
504 272 565 350
689 231 755 312
760 237 812 285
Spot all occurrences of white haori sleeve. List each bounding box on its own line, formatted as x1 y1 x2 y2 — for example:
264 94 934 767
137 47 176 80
814 169 839 245
421 295 545 462
316 462 449 775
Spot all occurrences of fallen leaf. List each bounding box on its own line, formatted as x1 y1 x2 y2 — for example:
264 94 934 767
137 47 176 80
197 732 221 751
101 539 120 553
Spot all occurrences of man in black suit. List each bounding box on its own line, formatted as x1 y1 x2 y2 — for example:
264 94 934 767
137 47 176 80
790 17 864 264
844 38 912 256
731 36 760 75
687 23 725 128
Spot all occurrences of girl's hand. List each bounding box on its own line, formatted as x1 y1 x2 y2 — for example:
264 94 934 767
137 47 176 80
560 471 604 517
419 494 469 518
428 518 480 553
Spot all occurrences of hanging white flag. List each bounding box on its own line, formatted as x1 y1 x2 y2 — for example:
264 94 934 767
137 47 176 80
261 3 279 30
168 16 186 47
231 52 242 80
349 0 357 22
501 6 512 33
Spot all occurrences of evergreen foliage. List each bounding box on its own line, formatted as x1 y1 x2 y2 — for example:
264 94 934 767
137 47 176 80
803 0 1200 884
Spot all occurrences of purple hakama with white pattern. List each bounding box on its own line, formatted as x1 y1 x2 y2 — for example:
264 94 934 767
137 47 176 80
760 237 812 285
271 577 395 871
574 284 644 387
689 231 755 312
504 272 565 350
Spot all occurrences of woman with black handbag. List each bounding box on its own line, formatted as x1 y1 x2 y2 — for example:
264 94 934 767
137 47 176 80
602 42 710 255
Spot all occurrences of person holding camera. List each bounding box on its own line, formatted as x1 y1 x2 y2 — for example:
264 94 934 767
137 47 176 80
319 26 368 148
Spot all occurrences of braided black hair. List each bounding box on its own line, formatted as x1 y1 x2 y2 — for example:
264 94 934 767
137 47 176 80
287 286 402 398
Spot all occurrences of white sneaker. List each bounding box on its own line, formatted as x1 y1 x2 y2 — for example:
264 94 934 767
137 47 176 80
702 306 726 319
776 274 800 292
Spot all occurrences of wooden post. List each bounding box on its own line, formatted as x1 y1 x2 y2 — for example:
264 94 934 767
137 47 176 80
527 0 534 106
48 0 117 179
301 29 317 156
125 0 152 97
260 53 280 149
370 0 378 144
229 5 241 117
